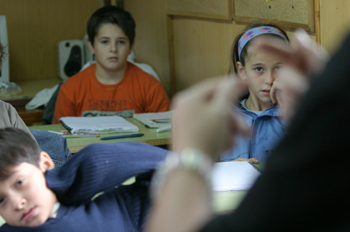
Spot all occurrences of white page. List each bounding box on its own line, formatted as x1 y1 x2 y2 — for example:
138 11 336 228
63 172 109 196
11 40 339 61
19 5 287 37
60 116 139 134
133 111 172 128
212 161 261 192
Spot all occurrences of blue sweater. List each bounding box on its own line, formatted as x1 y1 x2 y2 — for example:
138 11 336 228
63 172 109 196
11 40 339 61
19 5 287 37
221 105 287 162
0 142 168 232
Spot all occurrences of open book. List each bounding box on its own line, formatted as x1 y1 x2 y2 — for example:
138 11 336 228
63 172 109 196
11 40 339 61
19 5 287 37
60 116 139 134
212 161 261 191
133 111 172 129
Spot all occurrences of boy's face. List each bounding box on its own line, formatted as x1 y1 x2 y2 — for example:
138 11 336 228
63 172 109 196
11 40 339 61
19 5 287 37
0 152 57 227
88 23 133 74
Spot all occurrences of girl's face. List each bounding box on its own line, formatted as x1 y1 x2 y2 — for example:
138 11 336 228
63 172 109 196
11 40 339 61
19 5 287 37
236 36 285 110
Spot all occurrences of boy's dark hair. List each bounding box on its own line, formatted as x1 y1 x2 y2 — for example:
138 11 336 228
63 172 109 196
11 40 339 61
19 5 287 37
87 5 136 48
229 22 290 75
0 128 41 180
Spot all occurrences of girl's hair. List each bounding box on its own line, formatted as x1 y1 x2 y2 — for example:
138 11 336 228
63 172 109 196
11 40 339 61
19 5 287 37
228 22 290 75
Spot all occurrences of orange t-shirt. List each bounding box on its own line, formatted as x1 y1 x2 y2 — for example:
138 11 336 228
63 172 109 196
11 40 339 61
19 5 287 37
53 62 170 124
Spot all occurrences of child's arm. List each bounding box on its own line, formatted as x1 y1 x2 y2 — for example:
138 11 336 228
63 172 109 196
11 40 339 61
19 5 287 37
45 142 167 204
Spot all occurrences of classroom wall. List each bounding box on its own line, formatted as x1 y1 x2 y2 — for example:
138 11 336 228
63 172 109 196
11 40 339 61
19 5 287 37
124 0 170 96
319 0 350 53
0 0 100 82
1 0 348 94
125 1 307 95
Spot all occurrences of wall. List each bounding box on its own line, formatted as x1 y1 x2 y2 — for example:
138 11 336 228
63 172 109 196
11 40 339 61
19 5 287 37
319 0 350 53
0 0 100 82
125 1 313 96
1 0 347 94
124 0 171 95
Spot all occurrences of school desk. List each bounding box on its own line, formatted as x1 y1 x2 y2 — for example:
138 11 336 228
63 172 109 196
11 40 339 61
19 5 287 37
28 118 171 153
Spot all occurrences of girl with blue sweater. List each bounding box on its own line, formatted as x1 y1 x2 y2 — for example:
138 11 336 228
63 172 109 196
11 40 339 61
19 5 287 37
221 23 290 163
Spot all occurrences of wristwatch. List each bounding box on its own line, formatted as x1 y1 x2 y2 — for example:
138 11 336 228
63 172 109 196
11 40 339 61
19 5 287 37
151 148 213 199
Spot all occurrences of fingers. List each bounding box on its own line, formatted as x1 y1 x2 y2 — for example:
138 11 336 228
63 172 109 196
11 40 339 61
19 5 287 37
270 83 278 105
254 38 293 64
173 78 221 106
255 29 329 77
212 77 247 109
293 29 330 76
270 79 284 105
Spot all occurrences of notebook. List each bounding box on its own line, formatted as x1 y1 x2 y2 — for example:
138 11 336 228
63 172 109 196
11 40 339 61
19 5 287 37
133 111 172 129
212 161 261 191
60 116 139 134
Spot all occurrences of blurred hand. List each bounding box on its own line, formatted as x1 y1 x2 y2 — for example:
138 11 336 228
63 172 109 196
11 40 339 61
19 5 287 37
255 29 329 122
256 29 329 76
172 77 249 161
270 78 284 105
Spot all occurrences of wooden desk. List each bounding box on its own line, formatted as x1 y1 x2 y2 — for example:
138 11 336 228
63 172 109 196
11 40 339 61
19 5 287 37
0 78 61 102
0 78 62 126
28 118 171 153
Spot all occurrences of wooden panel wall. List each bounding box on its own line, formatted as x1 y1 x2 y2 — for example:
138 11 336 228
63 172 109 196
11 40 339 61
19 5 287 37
234 0 315 32
0 0 99 82
319 0 350 53
124 0 348 96
172 18 302 93
167 0 232 20
124 0 171 96
172 17 241 92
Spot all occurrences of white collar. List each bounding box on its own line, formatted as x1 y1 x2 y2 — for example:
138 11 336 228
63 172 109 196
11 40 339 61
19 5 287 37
49 202 60 218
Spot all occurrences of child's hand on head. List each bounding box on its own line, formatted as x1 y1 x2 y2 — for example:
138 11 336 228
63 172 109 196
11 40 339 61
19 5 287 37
270 78 284 105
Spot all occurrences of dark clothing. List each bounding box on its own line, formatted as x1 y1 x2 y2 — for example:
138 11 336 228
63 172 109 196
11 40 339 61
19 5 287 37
42 82 63 125
30 129 71 167
0 142 167 232
201 34 350 231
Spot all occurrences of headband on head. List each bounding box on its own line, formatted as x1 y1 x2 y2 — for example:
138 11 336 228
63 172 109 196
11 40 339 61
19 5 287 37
238 26 288 61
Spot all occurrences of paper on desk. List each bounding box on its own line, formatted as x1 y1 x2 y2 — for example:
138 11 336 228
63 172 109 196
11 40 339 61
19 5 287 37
212 161 261 191
60 116 139 134
133 111 172 128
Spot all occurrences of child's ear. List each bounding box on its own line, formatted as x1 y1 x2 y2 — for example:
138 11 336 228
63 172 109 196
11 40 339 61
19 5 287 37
236 62 246 81
39 152 55 172
87 39 95 55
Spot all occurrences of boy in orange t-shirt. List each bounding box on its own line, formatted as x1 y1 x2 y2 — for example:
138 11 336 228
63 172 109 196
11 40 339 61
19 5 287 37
53 6 170 124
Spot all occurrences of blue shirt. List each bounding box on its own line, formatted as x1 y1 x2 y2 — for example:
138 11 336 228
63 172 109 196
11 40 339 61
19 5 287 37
221 104 287 162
